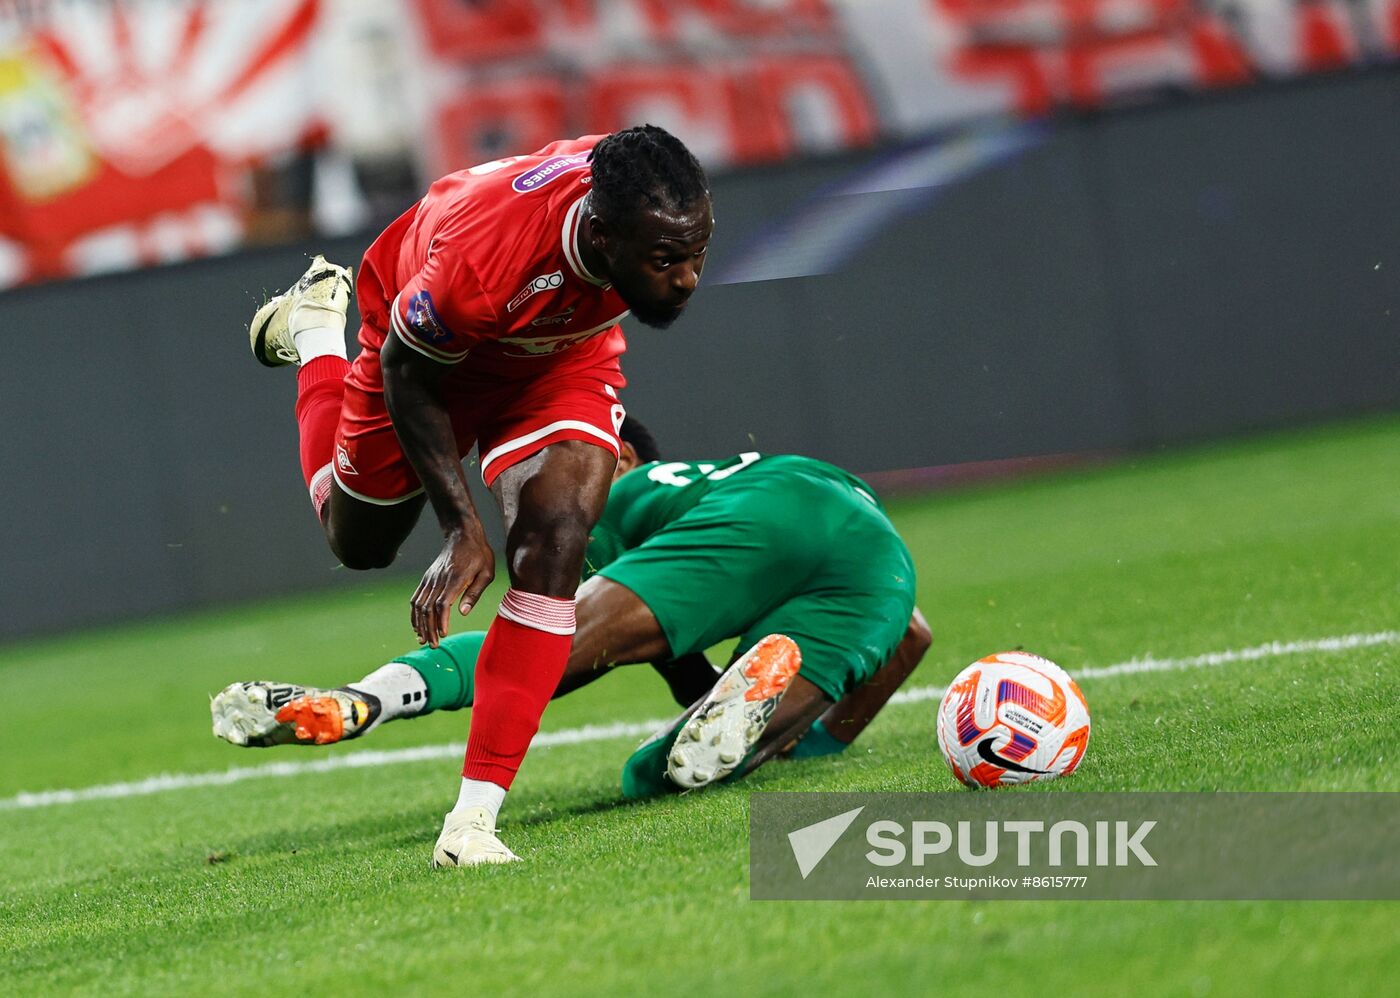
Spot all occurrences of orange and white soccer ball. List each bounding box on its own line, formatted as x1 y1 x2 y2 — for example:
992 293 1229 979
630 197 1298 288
936 651 1091 788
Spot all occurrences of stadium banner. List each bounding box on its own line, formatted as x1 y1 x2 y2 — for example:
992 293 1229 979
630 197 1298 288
0 0 325 287
749 792 1400 900
3 0 1400 287
408 0 1400 172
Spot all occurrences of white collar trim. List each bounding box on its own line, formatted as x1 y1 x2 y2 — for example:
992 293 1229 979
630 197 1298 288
561 193 609 288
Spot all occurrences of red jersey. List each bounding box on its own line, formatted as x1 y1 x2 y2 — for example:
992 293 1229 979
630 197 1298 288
348 136 629 394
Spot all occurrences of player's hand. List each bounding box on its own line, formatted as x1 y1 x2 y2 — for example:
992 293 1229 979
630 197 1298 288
412 525 495 647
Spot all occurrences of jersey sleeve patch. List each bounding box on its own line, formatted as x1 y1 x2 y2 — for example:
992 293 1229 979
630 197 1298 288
391 247 494 364
390 290 469 363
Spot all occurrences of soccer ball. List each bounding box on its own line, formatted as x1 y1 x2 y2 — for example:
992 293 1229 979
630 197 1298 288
936 651 1090 788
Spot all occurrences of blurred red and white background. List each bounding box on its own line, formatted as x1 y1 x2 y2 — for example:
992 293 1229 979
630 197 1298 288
1 0 1394 288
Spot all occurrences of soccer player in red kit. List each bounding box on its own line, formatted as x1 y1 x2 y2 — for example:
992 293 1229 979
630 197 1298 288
247 126 713 866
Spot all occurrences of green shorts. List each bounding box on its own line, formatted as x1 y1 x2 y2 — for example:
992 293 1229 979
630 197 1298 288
597 461 916 702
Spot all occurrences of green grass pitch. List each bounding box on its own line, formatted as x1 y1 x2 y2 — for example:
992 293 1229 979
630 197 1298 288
2 416 1398 996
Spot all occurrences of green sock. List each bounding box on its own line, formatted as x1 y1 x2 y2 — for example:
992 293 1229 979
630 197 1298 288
787 717 850 759
620 717 763 798
620 719 686 799
391 631 486 713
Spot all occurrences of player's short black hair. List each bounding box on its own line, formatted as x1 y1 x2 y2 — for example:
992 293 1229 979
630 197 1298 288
589 125 709 226
620 415 662 463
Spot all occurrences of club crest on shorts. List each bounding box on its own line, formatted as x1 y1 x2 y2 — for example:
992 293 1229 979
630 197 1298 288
404 290 451 345
508 270 564 313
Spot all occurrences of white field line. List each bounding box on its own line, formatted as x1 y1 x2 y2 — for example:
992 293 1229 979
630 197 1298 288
3 630 1396 812
884 630 1400 706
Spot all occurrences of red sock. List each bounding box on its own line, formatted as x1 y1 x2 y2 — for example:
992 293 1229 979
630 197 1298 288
463 589 576 789
294 356 349 518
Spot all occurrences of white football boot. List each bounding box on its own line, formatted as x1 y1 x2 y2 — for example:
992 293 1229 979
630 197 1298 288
432 807 521 868
248 254 353 367
666 633 802 789
210 681 380 747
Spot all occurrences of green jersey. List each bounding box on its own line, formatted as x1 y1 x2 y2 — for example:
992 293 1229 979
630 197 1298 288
584 453 883 578
581 452 915 702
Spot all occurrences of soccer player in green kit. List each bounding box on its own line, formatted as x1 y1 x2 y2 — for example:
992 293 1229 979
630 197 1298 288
213 418 931 810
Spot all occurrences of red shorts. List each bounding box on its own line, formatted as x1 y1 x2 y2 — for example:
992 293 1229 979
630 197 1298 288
333 356 627 504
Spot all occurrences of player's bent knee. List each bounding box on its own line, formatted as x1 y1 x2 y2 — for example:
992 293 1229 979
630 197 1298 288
510 527 589 575
322 491 423 572
327 533 400 571
507 515 592 592
338 550 398 572
333 547 398 572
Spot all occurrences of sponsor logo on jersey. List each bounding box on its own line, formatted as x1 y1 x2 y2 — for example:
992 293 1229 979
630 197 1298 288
530 306 576 327
404 290 451 345
511 153 590 193
499 327 606 356
507 270 564 313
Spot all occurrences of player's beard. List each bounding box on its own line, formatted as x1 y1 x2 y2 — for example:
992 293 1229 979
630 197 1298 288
629 302 685 329
609 265 691 328
619 289 687 329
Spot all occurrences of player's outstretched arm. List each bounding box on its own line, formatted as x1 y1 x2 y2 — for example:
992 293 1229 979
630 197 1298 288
381 334 495 647
816 607 933 748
